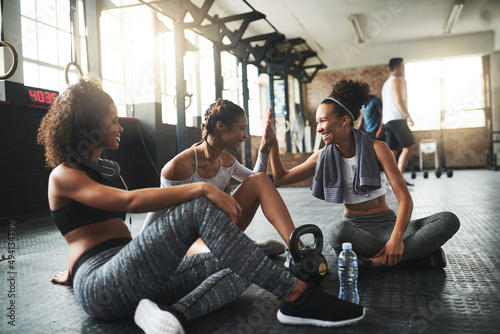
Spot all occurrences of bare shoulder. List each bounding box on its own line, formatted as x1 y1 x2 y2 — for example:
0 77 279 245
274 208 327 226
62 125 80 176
306 149 322 165
48 163 92 209
372 140 399 173
372 139 390 153
162 148 196 181
50 163 85 186
372 140 393 161
393 76 403 87
221 150 236 167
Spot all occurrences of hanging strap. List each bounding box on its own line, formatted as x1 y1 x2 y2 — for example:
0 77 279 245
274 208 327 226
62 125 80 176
69 0 77 63
1 0 5 41
82 0 90 74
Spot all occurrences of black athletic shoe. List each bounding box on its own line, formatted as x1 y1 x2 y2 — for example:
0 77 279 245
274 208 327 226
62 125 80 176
429 247 447 268
256 240 286 257
412 247 447 268
358 257 375 276
277 284 365 327
405 179 414 186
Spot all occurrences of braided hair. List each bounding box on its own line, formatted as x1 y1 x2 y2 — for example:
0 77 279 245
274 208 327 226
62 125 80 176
193 99 246 158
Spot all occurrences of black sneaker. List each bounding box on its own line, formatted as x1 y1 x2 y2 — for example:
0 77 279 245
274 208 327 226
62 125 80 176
429 247 447 268
412 247 447 268
277 284 365 327
405 179 414 186
256 240 286 257
358 257 375 276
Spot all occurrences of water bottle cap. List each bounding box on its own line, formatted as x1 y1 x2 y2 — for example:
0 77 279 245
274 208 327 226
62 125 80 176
342 242 352 250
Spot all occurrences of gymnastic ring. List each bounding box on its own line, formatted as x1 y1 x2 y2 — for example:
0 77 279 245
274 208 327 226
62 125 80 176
0 41 18 80
285 120 291 132
65 61 83 85
173 93 193 109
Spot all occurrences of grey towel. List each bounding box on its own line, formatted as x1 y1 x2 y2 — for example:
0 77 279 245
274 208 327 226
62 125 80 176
311 128 381 203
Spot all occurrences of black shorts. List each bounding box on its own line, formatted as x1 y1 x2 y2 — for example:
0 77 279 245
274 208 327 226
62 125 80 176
385 119 414 150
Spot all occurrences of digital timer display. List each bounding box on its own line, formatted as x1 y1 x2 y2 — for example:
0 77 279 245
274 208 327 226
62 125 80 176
24 86 59 106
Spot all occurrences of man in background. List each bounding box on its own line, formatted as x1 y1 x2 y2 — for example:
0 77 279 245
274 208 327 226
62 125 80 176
357 94 385 141
382 57 415 186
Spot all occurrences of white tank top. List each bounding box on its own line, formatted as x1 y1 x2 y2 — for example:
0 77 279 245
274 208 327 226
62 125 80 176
161 146 253 190
382 75 406 124
342 156 386 204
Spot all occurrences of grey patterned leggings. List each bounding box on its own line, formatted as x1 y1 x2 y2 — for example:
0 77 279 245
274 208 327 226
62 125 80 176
73 197 297 320
329 210 460 261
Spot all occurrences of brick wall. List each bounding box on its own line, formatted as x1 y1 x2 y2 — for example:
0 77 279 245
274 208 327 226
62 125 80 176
302 64 489 170
412 128 488 169
303 64 390 147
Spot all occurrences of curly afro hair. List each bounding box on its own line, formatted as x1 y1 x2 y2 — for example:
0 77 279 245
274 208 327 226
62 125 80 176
37 76 115 168
321 78 370 125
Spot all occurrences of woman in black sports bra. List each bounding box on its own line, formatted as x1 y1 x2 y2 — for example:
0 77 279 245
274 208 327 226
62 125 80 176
37 77 364 332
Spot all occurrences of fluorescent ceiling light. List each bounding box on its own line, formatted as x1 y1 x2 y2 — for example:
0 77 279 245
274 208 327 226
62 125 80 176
348 14 365 44
444 0 464 35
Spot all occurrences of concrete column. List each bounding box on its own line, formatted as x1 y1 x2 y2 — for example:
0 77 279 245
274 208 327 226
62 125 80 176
490 51 500 165
214 44 223 100
84 0 102 77
174 23 187 153
241 61 252 169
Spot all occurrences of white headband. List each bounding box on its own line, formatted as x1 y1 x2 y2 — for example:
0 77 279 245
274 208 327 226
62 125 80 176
325 97 354 121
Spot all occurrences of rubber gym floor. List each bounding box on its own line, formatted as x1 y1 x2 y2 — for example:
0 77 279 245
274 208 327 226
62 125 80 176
1 169 499 334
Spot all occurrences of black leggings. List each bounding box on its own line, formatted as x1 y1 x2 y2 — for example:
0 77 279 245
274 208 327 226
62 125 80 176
73 197 297 320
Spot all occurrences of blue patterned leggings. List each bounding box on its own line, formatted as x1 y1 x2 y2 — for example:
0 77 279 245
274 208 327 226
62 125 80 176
73 197 297 320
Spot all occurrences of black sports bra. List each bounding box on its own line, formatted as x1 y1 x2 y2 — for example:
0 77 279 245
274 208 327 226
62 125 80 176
51 166 126 236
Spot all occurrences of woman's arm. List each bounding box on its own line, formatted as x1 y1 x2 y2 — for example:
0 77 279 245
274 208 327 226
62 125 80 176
259 108 274 154
51 166 242 222
269 147 319 186
372 140 413 266
161 149 195 182
266 111 319 186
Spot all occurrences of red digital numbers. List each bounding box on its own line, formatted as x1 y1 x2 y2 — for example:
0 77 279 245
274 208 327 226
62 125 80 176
27 89 58 105
28 89 37 102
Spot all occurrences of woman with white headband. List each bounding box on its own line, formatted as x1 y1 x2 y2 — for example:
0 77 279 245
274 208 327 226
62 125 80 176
267 78 460 271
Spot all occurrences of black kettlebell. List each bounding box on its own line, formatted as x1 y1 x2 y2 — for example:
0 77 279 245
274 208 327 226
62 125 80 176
288 224 328 284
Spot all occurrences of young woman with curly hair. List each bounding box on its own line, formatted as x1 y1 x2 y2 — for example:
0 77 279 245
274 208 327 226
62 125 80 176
38 77 365 333
267 78 460 271
141 99 302 258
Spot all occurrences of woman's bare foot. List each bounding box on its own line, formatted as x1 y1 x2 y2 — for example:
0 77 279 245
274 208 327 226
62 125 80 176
50 269 72 286
284 280 308 302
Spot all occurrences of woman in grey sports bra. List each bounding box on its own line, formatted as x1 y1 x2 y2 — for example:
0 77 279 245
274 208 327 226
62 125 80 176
142 99 302 257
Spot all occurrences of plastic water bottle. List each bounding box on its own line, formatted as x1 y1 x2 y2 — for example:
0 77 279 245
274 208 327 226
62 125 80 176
338 242 359 304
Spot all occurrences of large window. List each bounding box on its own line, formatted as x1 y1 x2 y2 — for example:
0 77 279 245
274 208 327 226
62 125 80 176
406 56 485 131
19 1 264 127
157 17 216 126
21 0 88 92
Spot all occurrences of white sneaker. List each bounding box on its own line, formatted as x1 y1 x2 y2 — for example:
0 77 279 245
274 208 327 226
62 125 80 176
134 299 185 334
